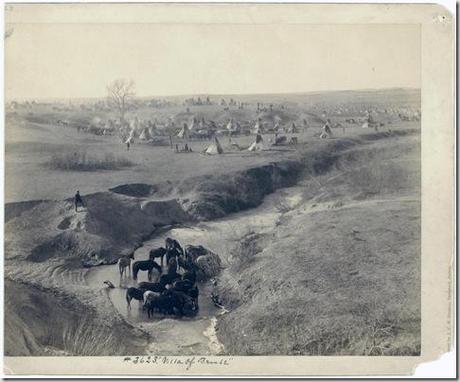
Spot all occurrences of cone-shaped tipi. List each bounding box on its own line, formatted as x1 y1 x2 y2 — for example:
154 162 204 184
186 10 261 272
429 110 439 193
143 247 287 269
177 123 190 139
205 136 224 155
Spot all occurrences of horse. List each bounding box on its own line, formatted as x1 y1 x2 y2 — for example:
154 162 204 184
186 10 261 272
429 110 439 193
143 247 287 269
182 269 197 285
177 254 195 273
186 286 199 310
137 281 165 293
149 247 167 268
166 248 180 266
167 257 178 275
159 272 181 288
172 279 194 293
161 289 198 317
145 294 173 317
165 238 184 256
172 279 198 309
126 287 144 309
165 239 183 265
164 245 184 267
117 253 134 277
132 259 162 281
143 290 160 311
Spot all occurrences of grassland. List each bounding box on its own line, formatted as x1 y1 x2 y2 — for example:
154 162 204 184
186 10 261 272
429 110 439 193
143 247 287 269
215 132 420 355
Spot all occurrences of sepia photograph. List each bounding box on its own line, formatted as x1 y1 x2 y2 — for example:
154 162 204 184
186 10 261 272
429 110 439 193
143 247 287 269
3 2 455 377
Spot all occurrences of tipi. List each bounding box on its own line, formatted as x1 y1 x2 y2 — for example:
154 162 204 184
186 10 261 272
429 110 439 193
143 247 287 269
320 121 333 139
188 118 196 131
139 128 151 141
125 128 135 144
252 119 263 134
177 123 190 139
205 136 224 155
248 134 264 151
226 119 237 133
288 123 298 133
148 123 157 138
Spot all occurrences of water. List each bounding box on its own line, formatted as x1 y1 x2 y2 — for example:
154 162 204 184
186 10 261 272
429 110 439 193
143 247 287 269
85 186 304 355
85 227 225 354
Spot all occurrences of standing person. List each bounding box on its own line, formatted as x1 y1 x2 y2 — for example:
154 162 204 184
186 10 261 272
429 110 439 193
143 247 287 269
75 190 85 212
126 141 130 151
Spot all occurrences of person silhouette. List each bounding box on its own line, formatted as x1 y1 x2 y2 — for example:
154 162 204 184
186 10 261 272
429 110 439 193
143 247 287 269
75 190 85 212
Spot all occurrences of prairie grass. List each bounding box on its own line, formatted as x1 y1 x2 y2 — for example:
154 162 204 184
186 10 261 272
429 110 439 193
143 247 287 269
47 151 134 171
60 317 120 356
216 134 421 356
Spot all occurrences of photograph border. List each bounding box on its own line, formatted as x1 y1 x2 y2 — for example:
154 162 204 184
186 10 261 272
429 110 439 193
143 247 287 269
2 1 455 377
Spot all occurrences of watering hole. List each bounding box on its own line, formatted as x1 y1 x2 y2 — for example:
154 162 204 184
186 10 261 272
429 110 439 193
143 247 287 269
85 186 303 355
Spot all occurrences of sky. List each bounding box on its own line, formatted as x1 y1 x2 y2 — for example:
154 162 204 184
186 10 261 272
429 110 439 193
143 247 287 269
5 23 420 100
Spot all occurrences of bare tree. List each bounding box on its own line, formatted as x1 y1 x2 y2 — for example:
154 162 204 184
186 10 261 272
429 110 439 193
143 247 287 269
106 79 136 124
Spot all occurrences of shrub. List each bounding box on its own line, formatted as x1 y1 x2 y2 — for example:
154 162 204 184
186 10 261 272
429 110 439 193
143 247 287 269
47 151 134 171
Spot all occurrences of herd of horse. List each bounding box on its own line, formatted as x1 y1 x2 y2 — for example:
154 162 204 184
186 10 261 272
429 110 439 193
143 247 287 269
118 237 200 318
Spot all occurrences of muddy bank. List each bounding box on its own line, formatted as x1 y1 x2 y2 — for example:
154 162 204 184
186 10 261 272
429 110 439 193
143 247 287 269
5 159 303 269
5 278 149 356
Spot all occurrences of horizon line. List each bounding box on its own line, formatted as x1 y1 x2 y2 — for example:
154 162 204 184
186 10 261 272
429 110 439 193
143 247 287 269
7 86 421 102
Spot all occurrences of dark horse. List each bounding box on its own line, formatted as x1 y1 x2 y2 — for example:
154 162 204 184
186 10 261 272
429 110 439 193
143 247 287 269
149 247 167 268
167 257 178 275
166 247 182 266
159 272 181 288
137 281 165 293
165 237 184 253
177 254 195 273
132 259 162 281
165 238 184 259
126 287 144 309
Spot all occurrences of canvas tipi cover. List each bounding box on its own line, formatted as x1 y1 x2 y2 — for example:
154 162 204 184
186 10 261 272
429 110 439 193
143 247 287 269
177 123 190 139
288 123 298 133
148 125 157 137
205 137 224 155
188 118 196 131
125 129 135 143
226 120 237 133
248 134 264 151
252 120 263 134
139 128 151 141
